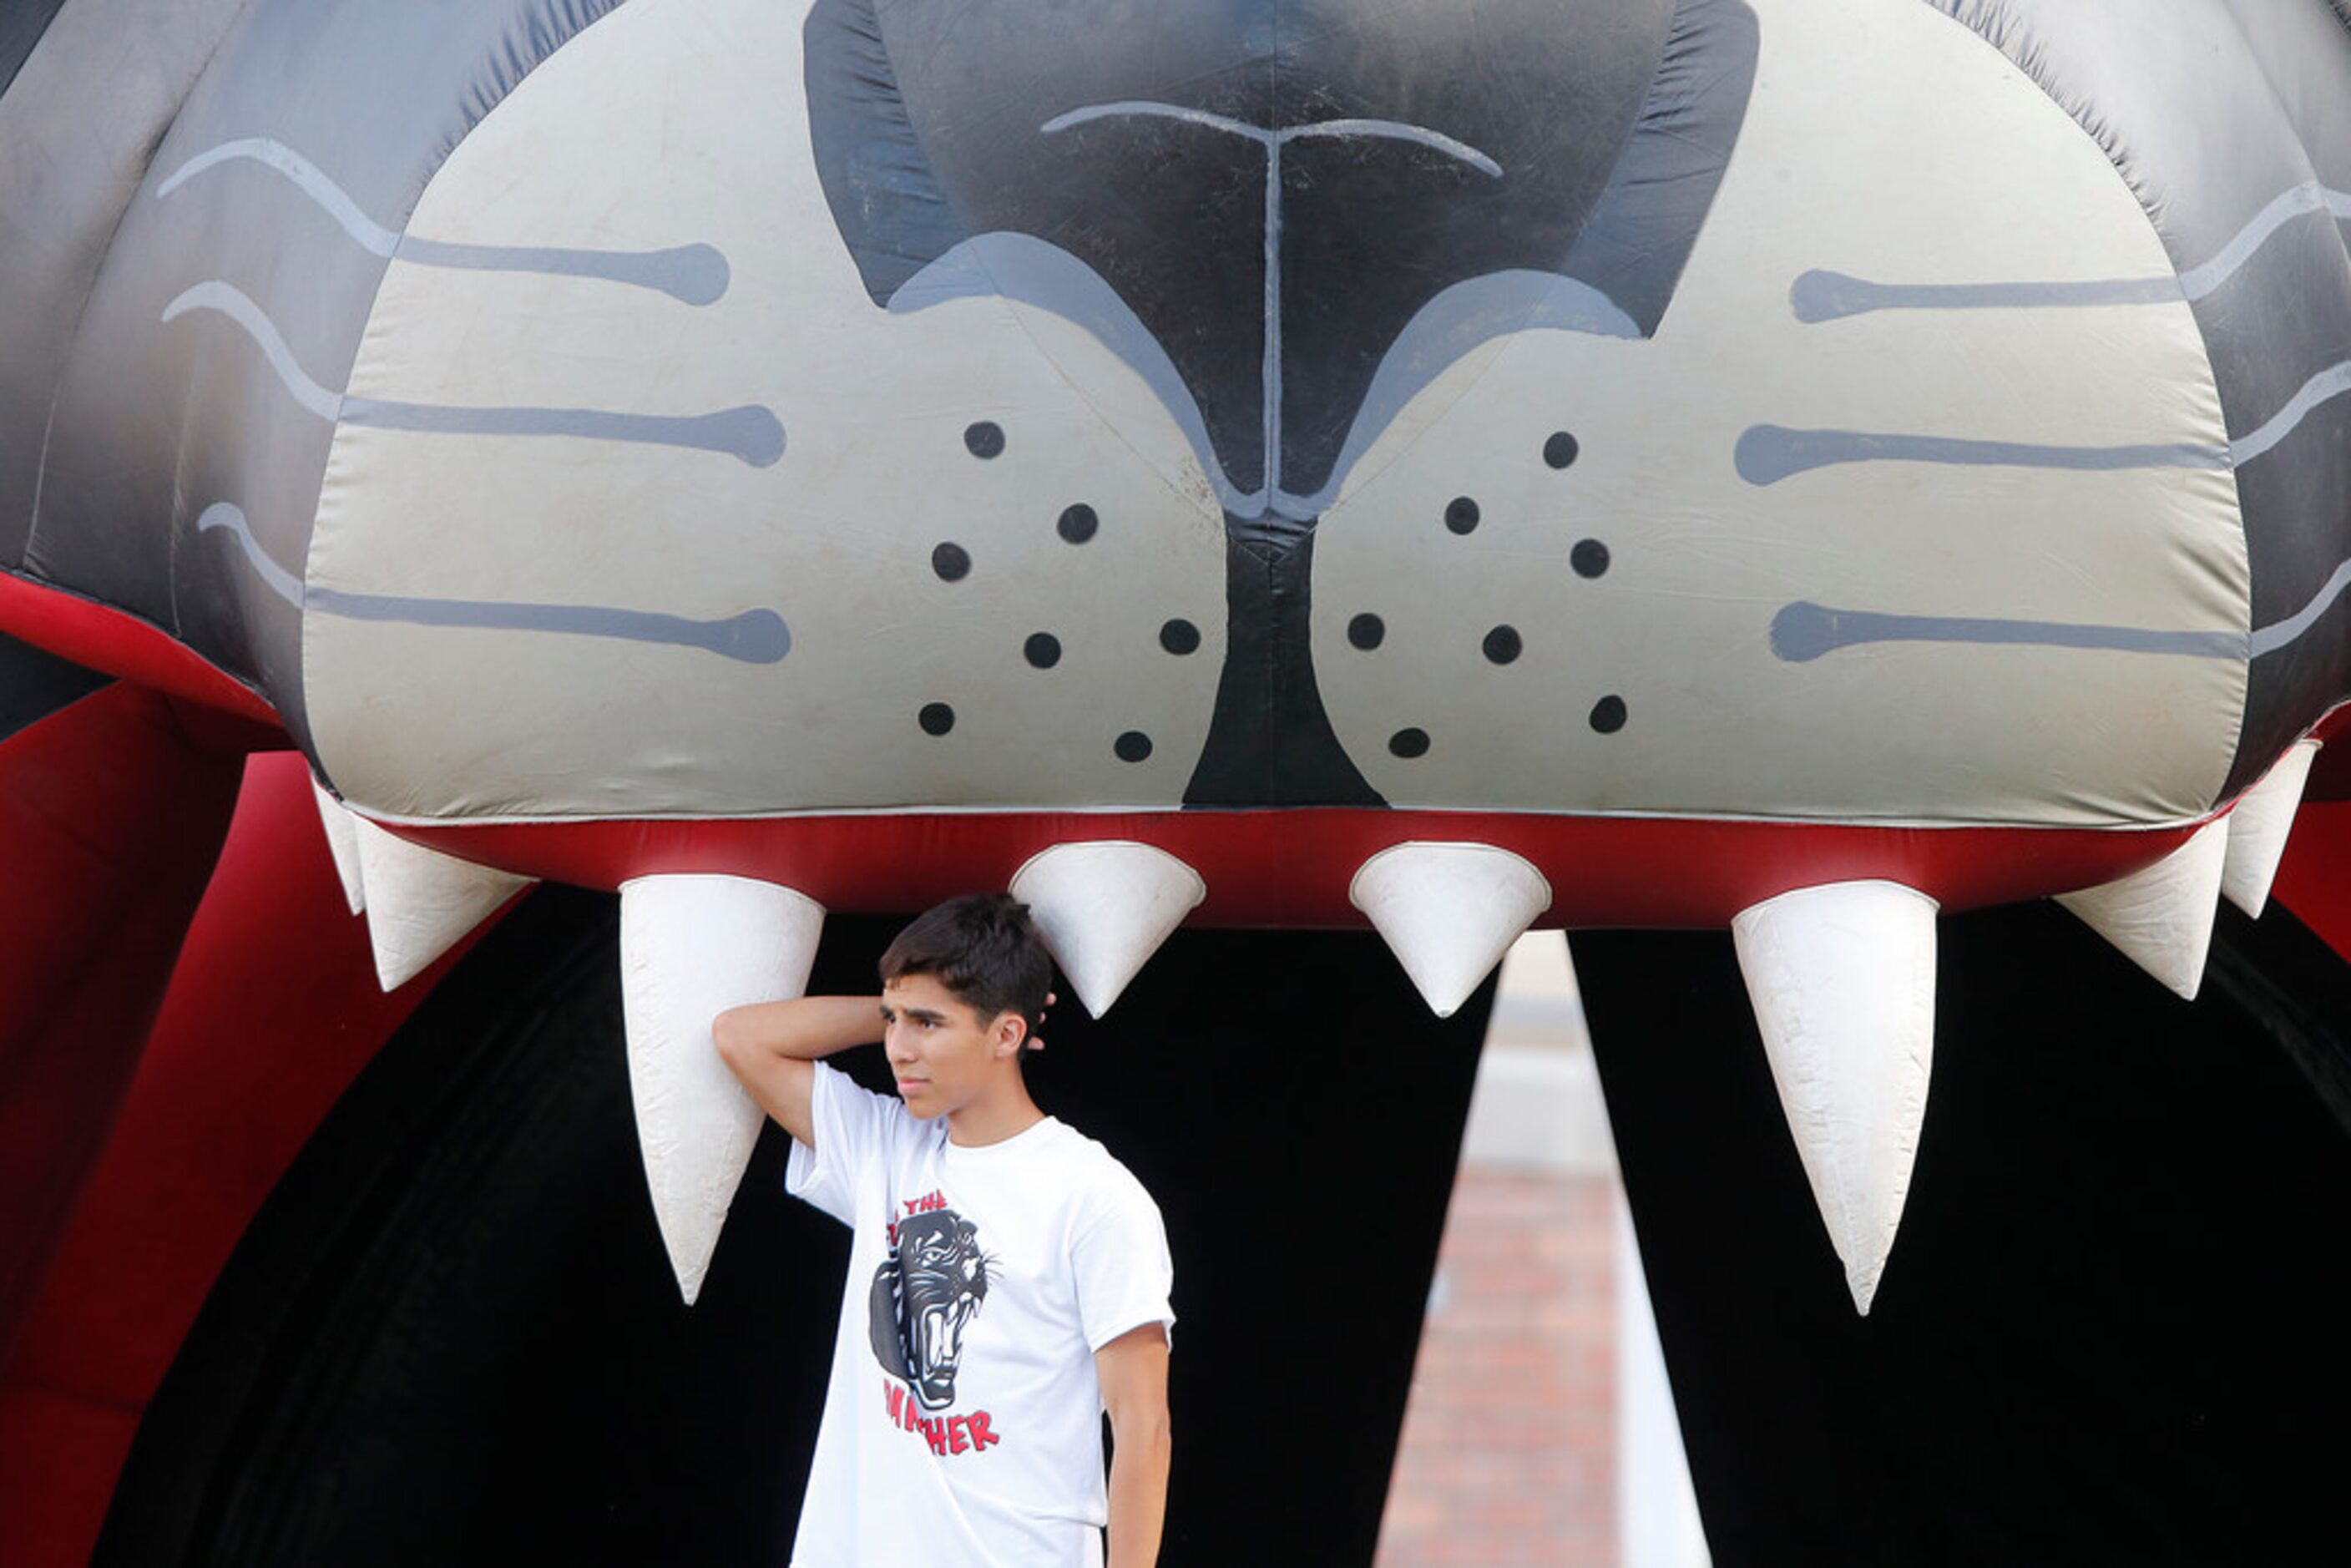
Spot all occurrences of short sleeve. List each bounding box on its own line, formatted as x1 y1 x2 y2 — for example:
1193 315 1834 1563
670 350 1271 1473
786 1061 901 1227
1071 1165 1176 1353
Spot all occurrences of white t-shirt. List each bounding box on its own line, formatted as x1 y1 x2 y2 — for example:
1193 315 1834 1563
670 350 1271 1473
785 1062 1176 1567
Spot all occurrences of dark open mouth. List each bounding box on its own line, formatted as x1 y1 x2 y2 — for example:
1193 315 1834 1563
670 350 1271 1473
908 1293 978 1409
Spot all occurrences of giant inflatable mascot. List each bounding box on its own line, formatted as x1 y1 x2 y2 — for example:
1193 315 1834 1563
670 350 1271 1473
5 0 2351 1560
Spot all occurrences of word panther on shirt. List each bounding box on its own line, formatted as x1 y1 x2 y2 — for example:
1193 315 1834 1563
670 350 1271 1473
882 1379 1004 1456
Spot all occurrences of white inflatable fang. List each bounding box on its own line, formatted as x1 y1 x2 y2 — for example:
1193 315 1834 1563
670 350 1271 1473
2055 820 2229 1001
1009 842 1206 1018
1348 842 1553 1019
311 778 367 916
1732 880 1939 1315
620 873 824 1306
351 817 534 991
2222 740 2321 919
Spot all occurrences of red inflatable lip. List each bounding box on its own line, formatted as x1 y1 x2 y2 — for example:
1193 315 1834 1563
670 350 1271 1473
0 572 281 730
383 807 2209 929
10 564 2345 928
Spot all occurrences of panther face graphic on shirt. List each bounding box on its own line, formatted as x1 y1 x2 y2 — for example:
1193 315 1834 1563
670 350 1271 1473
868 1205 991 1411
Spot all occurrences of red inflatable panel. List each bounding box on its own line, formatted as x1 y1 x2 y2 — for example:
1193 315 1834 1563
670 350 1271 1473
0 572 280 730
0 751 505 1568
2273 800 2351 964
0 684 244 1364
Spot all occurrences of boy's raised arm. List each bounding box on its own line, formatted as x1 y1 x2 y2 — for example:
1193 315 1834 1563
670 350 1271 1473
713 995 883 1151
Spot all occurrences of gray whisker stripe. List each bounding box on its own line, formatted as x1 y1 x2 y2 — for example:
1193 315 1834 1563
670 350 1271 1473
159 139 401 253
1736 425 2226 485
195 502 305 605
2249 557 2351 657
306 589 791 663
340 398 786 466
2230 361 2351 465
394 238 730 306
1790 273 2177 321
162 281 340 419
1770 601 2247 663
1792 181 2350 321
195 500 790 661
2178 183 2338 297
157 138 729 303
159 283 783 464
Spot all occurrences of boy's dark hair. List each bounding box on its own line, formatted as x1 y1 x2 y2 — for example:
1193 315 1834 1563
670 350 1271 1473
879 893 1054 1046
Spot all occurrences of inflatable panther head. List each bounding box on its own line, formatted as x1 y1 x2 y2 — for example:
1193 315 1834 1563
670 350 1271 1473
8 0 2351 1331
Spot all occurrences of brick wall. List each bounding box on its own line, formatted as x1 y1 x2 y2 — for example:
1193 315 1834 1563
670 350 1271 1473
1374 1168 1620 1566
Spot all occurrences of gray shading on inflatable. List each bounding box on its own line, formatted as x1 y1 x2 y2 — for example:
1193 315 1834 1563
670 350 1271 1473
0 0 68 98
1294 271 1638 518
1555 0 1759 335
198 503 789 664
157 139 730 305
896 236 1638 520
807 0 1757 509
1735 426 2227 486
802 0 968 307
13 0 634 753
1924 0 2351 797
1035 101 1504 519
892 234 1238 513
162 282 784 465
808 0 1759 807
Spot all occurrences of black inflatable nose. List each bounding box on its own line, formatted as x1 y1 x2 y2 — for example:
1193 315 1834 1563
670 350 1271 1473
806 0 1755 802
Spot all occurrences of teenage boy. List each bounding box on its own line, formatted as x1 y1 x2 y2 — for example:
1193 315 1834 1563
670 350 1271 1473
715 893 1174 1568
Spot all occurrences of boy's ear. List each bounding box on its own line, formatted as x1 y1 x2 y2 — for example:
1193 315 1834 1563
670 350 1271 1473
991 1010 1028 1058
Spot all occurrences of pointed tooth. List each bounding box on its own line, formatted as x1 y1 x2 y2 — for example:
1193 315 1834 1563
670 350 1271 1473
1348 842 1552 1019
621 874 823 1306
311 779 367 915
2055 821 2228 1000
351 818 535 991
1009 842 1206 1018
1731 880 1938 1315
2222 740 2321 918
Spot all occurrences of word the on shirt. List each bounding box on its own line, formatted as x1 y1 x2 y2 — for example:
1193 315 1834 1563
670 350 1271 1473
886 1187 952 1247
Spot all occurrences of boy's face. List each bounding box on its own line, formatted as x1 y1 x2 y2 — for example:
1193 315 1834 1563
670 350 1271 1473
879 972 1023 1120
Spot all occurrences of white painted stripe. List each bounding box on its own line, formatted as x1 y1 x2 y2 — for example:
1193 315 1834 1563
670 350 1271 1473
1041 101 1503 174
